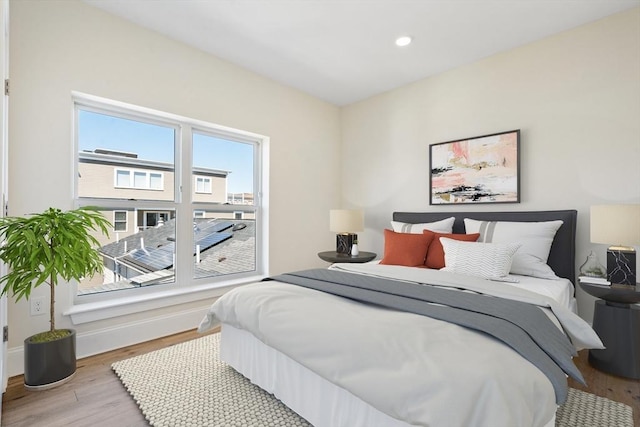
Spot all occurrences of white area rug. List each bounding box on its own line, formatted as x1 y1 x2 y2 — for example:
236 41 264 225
112 333 633 427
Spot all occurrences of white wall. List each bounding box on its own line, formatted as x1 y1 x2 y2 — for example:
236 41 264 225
7 0 340 371
341 8 640 323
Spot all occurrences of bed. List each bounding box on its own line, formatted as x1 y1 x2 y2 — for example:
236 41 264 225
198 210 603 427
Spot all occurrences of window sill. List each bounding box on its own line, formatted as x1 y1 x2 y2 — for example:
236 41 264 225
64 274 265 325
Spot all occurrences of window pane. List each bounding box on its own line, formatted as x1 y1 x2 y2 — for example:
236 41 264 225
77 207 176 296
150 173 162 190
133 171 146 188
193 210 256 280
116 170 130 187
114 211 127 232
192 133 254 205
78 109 175 200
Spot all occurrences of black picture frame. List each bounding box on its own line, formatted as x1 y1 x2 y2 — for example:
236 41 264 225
429 129 520 205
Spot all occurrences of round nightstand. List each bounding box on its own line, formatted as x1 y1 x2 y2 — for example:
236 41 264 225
580 281 640 305
318 251 376 264
579 280 640 379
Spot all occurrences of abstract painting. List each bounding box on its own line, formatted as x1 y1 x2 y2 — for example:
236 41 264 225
429 130 520 205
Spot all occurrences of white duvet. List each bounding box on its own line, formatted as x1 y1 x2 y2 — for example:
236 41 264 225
199 264 602 427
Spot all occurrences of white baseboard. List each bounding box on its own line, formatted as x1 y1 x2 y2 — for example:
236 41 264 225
7 304 210 377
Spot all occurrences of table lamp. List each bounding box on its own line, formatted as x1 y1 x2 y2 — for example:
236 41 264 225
590 204 640 285
330 209 364 255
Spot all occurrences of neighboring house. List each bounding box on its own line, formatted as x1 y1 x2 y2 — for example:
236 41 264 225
76 149 256 294
227 192 254 205
78 149 229 241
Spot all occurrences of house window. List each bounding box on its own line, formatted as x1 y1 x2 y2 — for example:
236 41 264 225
74 94 266 300
195 176 212 194
150 173 162 190
113 169 164 191
116 170 130 187
113 211 127 232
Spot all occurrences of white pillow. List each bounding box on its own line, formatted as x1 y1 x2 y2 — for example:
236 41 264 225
440 238 521 281
391 217 455 234
463 219 563 279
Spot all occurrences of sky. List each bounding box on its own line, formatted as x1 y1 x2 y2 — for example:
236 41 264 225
78 110 254 194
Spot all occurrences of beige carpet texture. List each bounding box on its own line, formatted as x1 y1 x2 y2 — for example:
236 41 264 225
112 333 633 427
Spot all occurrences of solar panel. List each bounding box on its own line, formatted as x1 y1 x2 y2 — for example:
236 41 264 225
126 242 175 271
195 232 232 253
196 221 233 234
121 220 235 272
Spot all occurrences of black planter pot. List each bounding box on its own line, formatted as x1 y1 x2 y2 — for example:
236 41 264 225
23 329 76 390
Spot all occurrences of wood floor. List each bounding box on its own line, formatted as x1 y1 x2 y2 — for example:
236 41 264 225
2 327 639 427
1 328 216 427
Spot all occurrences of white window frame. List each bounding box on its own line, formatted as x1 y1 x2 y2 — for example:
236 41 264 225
114 168 164 191
113 210 128 232
194 176 212 194
68 92 270 324
149 172 163 190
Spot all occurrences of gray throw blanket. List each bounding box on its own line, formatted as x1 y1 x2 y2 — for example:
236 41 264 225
267 268 585 404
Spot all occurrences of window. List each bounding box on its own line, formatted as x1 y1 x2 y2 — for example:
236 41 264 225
150 173 162 190
74 94 266 300
114 169 164 190
113 211 127 232
195 176 212 194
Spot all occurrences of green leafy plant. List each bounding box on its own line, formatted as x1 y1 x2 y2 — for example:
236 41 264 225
0 207 110 341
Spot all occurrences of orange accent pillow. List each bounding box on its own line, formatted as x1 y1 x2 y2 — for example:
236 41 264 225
380 229 434 267
423 231 481 269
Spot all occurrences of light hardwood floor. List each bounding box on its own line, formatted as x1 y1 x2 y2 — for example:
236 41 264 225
2 327 639 427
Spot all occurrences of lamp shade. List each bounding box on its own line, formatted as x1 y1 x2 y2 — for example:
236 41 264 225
330 209 364 233
591 204 640 247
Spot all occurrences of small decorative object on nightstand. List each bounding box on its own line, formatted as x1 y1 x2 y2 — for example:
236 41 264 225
579 250 606 279
590 204 640 285
318 251 376 264
351 235 359 257
579 279 640 379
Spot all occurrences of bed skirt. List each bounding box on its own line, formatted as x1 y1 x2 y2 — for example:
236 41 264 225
220 324 556 427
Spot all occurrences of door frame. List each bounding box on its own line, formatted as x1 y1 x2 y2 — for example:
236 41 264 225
1 0 10 399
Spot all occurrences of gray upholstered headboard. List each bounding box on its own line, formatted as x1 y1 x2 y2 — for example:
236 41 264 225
392 210 578 284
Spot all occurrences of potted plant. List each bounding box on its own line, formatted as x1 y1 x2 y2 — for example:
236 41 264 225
0 206 110 390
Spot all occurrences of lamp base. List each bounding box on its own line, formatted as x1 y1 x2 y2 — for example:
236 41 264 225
607 248 637 285
336 233 357 255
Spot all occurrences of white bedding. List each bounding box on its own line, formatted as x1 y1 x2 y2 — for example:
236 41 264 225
199 264 602 427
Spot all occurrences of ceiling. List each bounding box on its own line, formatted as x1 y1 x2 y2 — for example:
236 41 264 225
84 0 640 106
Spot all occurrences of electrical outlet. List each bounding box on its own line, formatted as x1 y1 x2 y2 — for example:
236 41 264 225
30 296 46 316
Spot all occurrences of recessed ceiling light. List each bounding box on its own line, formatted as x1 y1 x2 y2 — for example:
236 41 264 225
395 36 412 47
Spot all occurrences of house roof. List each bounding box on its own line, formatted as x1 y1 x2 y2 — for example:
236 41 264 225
79 150 230 177
99 217 256 281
